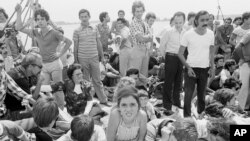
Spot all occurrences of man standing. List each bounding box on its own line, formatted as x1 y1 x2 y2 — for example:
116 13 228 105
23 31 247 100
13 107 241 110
215 17 233 58
111 10 130 35
96 12 112 52
178 11 215 117
73 9 110 106
129 1 153 77
159 12 186 113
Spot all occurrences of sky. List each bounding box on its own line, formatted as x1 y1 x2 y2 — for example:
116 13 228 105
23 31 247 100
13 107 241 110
0 0 249 23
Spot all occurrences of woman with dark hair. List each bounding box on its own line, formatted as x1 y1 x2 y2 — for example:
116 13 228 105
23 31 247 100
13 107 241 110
63 63 106 121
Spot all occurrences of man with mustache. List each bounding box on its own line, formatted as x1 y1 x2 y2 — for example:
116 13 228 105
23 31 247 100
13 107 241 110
178 11 215 117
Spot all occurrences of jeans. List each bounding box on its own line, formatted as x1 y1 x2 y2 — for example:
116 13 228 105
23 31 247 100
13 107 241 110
79 56 107 103
129 46 149 77
184 67 209 117
119 47 132 76
238 63 250 110
163 54 183 110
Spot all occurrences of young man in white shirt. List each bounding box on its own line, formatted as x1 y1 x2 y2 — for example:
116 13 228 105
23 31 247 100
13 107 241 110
178 11 215 117
159 12 186 113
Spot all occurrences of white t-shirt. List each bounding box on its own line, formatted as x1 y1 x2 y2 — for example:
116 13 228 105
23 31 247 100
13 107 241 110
232 26 250 44
181 29 214 68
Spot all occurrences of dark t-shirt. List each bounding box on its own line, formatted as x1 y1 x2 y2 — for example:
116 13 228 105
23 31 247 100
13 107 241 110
148 56 159 70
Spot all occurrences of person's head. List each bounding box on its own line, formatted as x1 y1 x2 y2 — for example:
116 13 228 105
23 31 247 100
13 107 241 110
157 119 175 137
71 115 94 141
21 52 43 76
194 10 209 28
223 77 242 92
78 9 90 24
224 17 232 26
213 88 236 106
117 18 127 30
32 97 59 128
187 12 196 25
67 63 83 84
214 54 224 67
138 89 149 107
33 3 41 11
126 68 139 81
224 59 236 72
34 9 50 28
207 119 235 141
132 1 145 19
99 12 110 23
114 78 136 102
233 16 242 26
0 7 8 23
208 14 215 25
173 11 185 30
145 12 156 27
118 10 125 18
103 53 110 64
117 86 140 121
241 12 250 24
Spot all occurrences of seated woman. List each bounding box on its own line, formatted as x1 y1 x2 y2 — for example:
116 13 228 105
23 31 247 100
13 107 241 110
63 64 106 121
107 86 147 141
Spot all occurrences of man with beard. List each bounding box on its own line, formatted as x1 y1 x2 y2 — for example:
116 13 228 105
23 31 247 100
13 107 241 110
178 11 215 117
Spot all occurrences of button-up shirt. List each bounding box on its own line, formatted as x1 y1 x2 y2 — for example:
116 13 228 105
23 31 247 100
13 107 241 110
130 18 150 47
0 69 29 104
159 27 185 55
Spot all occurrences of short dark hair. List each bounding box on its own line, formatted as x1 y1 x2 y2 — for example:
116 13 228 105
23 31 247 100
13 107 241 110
194 10 209 27
118 10 125 15
223 77 241 90
225 17 232 22
0 7 8 19
145 12 156 21
132 1 145 15
34 9 50 21
213 88 235 106
209 14 215 20
126 68 139 77
242 12 250 23
78 9 90 17
117 18 127 24
32 97 59 128
71 115 94 141
214 54 224 63
173 11 186 22
21 52 42 69
233 16 242 23
187 12 196 21
224 59 236 70
117 86 140 108
67 63 82 80
99 12 108 23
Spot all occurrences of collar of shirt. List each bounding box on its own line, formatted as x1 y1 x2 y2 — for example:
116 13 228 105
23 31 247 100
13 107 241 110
134 17 143 24
37 26 53 36
80 24 93 31
173 27 185 33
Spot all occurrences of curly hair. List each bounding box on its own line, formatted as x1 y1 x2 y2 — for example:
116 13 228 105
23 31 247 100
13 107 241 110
34 9 50 21
213 88 235 106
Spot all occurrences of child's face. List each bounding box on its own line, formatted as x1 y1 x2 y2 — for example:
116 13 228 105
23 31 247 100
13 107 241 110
104 56 109 63
139 96 149 107
216 59 224 67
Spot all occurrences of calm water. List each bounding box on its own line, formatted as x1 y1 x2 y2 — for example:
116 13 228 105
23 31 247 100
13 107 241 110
21 21 170 50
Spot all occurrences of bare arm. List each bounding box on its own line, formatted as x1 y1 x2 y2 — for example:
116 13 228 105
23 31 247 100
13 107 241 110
106 109 120 141
59 37 72 58
178 45 190 68
229 33 237 46
138 110 147 141
15 4 32 36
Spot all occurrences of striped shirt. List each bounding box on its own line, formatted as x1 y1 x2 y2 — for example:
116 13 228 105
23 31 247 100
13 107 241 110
73 25 100 59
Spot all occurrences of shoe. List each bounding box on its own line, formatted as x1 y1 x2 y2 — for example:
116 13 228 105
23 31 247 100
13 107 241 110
163 109 174 116
100 102 112 107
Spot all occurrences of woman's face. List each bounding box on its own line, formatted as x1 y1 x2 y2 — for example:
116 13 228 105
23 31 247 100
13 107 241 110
119 96 139 121
72 69 83 84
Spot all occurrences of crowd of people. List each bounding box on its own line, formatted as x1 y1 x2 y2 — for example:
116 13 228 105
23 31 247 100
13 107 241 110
1 0 250 141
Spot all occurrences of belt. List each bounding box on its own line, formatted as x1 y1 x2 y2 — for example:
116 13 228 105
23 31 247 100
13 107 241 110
166 52 178 56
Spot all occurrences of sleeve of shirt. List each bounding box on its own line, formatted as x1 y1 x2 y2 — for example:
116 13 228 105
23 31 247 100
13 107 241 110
240 33 250 45
145 123 157 141
3 120 25 139
54 30 64 42
72 30 79 42
181 32 189 47
220 69 228 84
159 30 170 55
6 72 29 99
232 28 238 35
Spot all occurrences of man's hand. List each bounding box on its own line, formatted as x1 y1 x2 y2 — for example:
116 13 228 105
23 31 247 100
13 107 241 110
15 4 22 13
188 67 196 78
